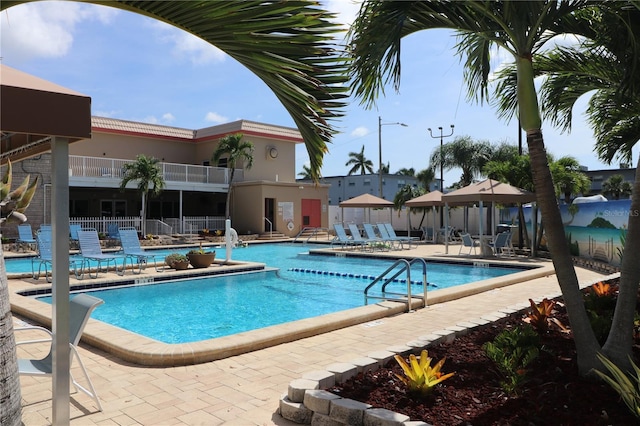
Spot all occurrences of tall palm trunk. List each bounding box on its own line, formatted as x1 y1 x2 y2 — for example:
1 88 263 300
0 243 22 426
602 156 640 368
527 129 600 374
226 168 236 219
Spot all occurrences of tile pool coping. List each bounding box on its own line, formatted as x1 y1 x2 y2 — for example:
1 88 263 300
8 253 555 367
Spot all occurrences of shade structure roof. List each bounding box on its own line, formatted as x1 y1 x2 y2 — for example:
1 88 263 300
339 193 394 208
405 190 444 207
1 64 92 164
442 179 536 204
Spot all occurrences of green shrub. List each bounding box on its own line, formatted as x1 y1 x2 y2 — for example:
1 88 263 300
483 325 540 396
594 353 640 419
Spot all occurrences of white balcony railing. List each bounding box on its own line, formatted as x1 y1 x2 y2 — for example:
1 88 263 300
68 155 243 186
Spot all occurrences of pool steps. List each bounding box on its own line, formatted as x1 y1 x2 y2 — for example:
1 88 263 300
287 267 436 287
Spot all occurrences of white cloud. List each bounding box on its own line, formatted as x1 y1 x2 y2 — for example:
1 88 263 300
149 20 226 65
142 115 159 124
162 113 175 123
93 109 120 118
205 112 228 123
324 0 361 28
0 2 117 62
351 126 369 137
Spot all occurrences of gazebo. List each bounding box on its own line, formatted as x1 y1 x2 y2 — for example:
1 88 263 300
405 190 444 242
339 193 394 225
441 179 536 254
1 64 92 423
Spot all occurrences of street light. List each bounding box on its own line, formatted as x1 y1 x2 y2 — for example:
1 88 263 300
428 125 455 224
378 116 408 198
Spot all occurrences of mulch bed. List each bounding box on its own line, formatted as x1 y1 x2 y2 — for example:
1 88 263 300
329 278 639 425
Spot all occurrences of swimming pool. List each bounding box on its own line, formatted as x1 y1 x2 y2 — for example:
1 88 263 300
33 243 528 343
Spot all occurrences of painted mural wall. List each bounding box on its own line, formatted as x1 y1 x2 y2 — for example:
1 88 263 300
501 200 631 266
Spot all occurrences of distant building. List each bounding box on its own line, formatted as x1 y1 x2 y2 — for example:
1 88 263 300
298 174 440 206
583 165 636 199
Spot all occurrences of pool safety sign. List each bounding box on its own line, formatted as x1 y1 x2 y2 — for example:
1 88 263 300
278 201 294 221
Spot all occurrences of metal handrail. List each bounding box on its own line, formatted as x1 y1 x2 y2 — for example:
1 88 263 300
364 258 428 311
293 227 331 243
264 217 273 238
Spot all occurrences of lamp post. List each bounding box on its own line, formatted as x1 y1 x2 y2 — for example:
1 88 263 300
428 125 455 224
378 116 408 198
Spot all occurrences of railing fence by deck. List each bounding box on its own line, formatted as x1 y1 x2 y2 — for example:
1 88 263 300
70 216 225 236
68 155 243 185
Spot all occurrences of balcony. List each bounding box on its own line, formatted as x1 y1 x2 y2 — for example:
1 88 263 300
68 155 243 192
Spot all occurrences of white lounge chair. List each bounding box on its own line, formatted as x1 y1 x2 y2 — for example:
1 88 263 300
16 293 105 411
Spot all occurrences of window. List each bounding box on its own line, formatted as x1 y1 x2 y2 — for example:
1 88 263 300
348 181 355 186
363 179 371 186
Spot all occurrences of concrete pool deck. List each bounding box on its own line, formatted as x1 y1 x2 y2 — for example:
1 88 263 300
9 242 611 425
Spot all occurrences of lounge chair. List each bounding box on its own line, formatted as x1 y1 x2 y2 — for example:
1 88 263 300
69 223 82 249
32 228 83 282
77 228 125 278
381 223 418 249
107 223 120 243
119 227 163 273
459 233 479 255
488 232 512 257
331 223 363 250
362 223 389 251
15 293 104 411
421 226 434 243
375 223 400 250
347 223 374 251
16 223 36 252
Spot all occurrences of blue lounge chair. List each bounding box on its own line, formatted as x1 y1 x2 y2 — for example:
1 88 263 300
459 233 480 256
69 223 82 248
362 223 390 251
488 232 512 257
32 228 83 282
77 228 125 278
347 223 374 251
381 223 418 249
15 293 104 411
107 223 120 243
332 224 364 250
16 223 36 252
119 227 163 273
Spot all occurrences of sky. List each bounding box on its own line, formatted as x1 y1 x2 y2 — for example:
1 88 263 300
1 1 636 188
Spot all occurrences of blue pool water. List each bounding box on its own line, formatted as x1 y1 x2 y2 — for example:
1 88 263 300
23 243 526 344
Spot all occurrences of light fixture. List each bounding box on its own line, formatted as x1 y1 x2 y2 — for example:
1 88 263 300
267 146 278 159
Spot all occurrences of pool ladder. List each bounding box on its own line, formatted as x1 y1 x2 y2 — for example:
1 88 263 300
364 258 428 311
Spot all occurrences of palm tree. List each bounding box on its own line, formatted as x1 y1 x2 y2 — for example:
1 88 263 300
416 168 436 192
396 167 416 176
0 1 349 182
393 184 423 230
1 160 39 426
298 165 314 180
550 156 591 204
430 136 493 187
602 174 633 200
211 133 254 219
345 145 374 175
347 0 613 374
120 155 165 236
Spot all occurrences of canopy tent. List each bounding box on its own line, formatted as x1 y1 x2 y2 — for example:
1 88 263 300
441 179 536 254
339 193 394 225
405 190 444 243
1 63 91 423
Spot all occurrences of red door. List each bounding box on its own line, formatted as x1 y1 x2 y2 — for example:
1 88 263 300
301 199 321 228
